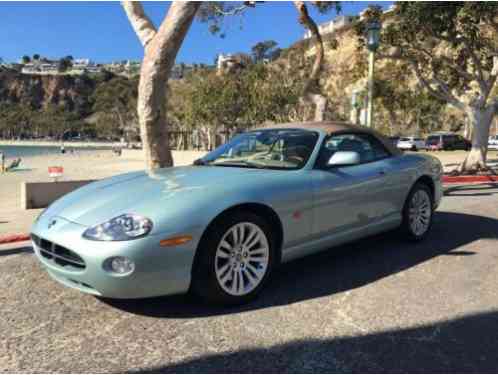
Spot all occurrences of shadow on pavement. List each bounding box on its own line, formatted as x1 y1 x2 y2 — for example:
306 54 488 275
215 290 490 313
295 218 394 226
445 183 498 197
0 246 33 257
103 211 497 319
132 310 498 373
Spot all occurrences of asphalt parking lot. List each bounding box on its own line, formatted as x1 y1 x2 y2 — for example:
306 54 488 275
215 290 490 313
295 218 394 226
2 183 498 373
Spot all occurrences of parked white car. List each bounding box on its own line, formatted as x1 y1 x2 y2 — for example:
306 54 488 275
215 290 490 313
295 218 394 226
488 135 498 150
397 137 426 151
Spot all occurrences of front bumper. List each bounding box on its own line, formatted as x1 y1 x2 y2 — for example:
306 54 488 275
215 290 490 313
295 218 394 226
31 216 200 299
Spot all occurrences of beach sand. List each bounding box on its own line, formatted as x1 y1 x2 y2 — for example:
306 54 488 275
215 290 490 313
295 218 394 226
0 150 144 235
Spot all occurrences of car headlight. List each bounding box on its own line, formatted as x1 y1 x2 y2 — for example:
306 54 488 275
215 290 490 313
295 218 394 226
82 214 153 241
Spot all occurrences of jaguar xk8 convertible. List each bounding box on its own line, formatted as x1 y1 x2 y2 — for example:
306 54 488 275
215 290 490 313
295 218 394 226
32 122 443 305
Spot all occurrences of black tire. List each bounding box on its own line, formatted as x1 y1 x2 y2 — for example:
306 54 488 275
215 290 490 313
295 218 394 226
411 145 417 152
191 211 276 306
400 182 434 242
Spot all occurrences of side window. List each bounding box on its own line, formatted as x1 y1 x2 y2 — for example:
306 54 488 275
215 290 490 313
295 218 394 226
317 133 391 168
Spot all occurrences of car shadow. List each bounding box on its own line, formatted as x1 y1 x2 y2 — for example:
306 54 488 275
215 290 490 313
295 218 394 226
0 246 33 257
444 183 498 197
102 211 497 319
132 310 498 373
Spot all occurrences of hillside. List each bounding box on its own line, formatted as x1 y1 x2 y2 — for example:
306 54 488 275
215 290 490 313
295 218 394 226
0 70 97 114
0 70 138 140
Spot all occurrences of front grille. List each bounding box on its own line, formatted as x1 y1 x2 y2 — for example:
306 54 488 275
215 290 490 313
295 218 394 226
32 234 86 269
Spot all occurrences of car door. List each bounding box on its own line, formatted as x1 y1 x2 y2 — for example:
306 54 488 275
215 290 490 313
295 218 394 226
311 133 397 239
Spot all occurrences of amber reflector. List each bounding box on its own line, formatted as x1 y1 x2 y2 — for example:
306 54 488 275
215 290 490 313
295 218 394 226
160 235 192 247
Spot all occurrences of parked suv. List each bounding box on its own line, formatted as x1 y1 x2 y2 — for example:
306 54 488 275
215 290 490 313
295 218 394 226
397 136 426 151
426 133 471 151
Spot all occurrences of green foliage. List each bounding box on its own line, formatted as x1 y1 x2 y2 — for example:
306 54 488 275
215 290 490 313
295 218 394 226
168 63 302 131
251 40 279 62
313 1 342 15
91 75 139 140
356 2 498 108
58 57 73 72
21 55 30 64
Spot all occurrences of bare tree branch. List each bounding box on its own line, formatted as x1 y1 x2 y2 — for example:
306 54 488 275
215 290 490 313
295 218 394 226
410 60 465 110
122 1 157 47
411 44 478 82
211 3 250 16
437 32 490 94
293 1 323 93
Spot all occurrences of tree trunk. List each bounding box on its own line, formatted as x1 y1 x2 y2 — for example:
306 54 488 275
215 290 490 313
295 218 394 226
293 1 327 122
123 1 200 170
459 105 495 173
463 118 472 140
311 94 327 122
387 110 397 136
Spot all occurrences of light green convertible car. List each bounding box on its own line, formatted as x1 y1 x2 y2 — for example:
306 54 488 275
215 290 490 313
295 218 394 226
31 122 443 305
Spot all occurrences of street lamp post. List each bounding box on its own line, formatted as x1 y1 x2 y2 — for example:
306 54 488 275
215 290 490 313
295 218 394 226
366 20 381 128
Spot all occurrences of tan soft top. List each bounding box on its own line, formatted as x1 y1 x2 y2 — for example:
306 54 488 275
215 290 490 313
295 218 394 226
255 121 401 156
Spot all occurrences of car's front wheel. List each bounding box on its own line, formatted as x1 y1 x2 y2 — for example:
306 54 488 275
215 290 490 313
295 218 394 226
192 211 276 305
400 182 433 241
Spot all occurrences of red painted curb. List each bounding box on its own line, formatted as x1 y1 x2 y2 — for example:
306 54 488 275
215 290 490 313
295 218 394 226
0 234 30 245
442 175 498 184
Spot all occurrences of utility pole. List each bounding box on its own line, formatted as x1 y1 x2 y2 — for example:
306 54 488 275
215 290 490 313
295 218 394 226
365 20 381 129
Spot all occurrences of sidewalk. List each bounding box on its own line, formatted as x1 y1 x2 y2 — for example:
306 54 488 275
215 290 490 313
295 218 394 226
0 208 42 237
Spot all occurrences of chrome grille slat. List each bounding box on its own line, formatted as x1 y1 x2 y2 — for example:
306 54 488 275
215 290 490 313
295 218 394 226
32 234 86 269
38 248 86 267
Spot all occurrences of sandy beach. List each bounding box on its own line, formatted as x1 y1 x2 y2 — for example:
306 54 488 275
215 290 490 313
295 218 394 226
0 149 205 235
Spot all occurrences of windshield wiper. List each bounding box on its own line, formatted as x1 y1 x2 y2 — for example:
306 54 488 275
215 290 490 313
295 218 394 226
211 160 265 169
193 158 210 166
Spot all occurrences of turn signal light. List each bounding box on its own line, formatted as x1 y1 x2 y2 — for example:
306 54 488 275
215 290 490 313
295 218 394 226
160 235 193 247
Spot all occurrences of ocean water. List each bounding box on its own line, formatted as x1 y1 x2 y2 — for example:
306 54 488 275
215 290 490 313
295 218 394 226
0 145 111 159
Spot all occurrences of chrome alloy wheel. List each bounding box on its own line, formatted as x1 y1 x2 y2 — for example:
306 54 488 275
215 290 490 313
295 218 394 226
409 190 431 236
214 222 270 296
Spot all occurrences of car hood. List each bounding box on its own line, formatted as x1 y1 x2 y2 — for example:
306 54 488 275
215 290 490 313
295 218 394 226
45 166 286 228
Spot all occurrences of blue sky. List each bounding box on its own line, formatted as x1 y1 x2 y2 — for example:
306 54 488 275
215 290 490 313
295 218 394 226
0 1 391 64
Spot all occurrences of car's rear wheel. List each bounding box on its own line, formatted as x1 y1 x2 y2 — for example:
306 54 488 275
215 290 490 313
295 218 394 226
400 182 433 241
192 211 276 305
411 145 417 151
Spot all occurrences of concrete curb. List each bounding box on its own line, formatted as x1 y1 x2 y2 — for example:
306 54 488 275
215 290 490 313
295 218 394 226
0 233 30 245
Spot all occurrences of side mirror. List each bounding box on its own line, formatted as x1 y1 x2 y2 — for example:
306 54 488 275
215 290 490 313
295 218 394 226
327 151 360 167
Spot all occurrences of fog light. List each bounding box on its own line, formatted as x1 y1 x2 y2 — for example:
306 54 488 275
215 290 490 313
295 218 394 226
105 256 135 275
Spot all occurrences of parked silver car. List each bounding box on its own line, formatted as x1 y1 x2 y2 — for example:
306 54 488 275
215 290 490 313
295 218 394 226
31 122 443 305
397 136 426 151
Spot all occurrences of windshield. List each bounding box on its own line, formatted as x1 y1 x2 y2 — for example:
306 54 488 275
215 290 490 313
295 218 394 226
399 138 411 141
197 130 319 170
